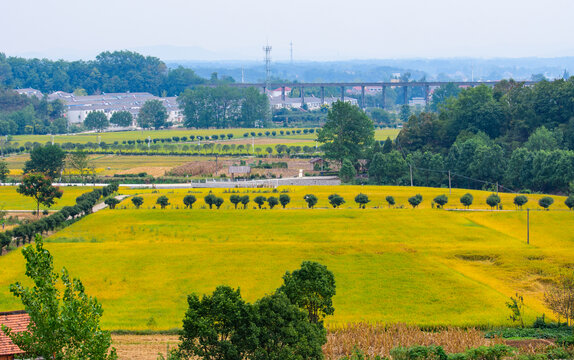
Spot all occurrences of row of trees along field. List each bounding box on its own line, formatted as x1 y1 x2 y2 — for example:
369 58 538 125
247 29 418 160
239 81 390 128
319 79 574 194
121 192 574 211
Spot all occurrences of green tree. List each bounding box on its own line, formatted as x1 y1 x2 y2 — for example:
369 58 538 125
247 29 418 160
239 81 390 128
254 196 267 209
267 196 279 209
109 111 133 127
66 150 92 183
328 194 345 208
506 293 525 328
104 197 120 209
399 104 411 123
241 87 270 127
183 195 197 209
354 193 370 209
156 195 170 209
0 159 8 182
279 194 290 209
513 195 528 210
138 99 168 129
178 286 254 360
486 194 501 210
131 196 144 209
1 236 116 360
408 194 423 208
565 195 574 210
240 195 250 209
385 195 395 208
430 82 461 112
338 158 356 183
84 111 109 132
24 144 66 179
277 261 336 325
369 151 407 185
317 101 374 166
214 197 224 209
252 292 326 360
460 193 473 209
17 173 63 216
204 193 217 209
381 137 393 154
304 194 318 209
230 195 241 209
433 194 448 209
538 196 554 210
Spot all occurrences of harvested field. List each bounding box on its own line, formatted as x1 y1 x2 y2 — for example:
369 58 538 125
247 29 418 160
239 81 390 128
112 334 179 360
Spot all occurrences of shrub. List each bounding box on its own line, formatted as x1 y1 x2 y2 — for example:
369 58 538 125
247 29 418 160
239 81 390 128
183 195 197 209
204 193 217 209
156 196 170 209
355 193 370 209
254 196 267 209
104 198 120 209
328 194 345 208
486 194 501 210
565 195 574 210
267 196 279 209
304 194 318 208
279 194 290 208
386 195 395 208
390 345 447 360
513 195 528 209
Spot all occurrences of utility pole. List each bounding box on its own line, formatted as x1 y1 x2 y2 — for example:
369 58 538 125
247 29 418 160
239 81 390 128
409 164 413 187
526 208 530 245
448 170 452 195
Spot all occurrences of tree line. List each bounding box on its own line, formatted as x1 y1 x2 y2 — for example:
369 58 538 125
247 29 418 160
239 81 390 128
0 50 207 96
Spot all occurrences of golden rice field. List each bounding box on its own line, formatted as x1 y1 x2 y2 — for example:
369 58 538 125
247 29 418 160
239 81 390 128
0 186 96 210
0 185 572 331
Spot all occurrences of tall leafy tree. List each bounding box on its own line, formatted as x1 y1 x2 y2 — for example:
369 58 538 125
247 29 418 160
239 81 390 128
17 173 63 215
317 101 375 166
109 111 133 127
1 236 117 359
66 150 92 183
277 261 336 325
0 158 8 182
84 111 109 132
24 144 66 179
137 100 168 130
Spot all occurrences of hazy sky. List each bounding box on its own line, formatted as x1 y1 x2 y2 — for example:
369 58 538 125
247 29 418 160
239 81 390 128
2 0 574 61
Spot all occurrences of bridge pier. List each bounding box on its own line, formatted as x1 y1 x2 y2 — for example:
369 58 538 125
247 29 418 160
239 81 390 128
300 86 305 105
381 86 386 109
403 86 408 105
424 85 430 106
361 86 366 109
281 86 286 102
341 86 345 102
320 86 325 104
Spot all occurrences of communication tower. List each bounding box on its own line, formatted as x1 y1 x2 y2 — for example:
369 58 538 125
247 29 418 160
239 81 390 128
263 44 272 88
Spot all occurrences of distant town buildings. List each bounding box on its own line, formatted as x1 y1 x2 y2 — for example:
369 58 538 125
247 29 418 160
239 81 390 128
267 87 358 110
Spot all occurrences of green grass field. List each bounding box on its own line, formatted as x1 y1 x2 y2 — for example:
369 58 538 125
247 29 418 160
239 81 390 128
10 128 398 145
0 186 97 210
0 185 572 331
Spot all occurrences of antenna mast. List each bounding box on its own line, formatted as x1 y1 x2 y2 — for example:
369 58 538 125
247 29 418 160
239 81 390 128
263 44 272 89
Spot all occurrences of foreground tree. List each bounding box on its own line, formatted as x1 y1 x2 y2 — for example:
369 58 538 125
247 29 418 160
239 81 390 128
240 195 250 209
183 195 197 209
354 193 370 209
131 196 144 209
338 159 357 183
543 273 574 326
279 194 291 209
156 195 170 209
214 197 224 209
1 236 117 359
24 144 66 179
17 173 63 216
277 261 336 325
84 111 109 132
317 101 375 167
328 194 345 208
137 99 168 129
460 193 473 209
304 194 318 209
